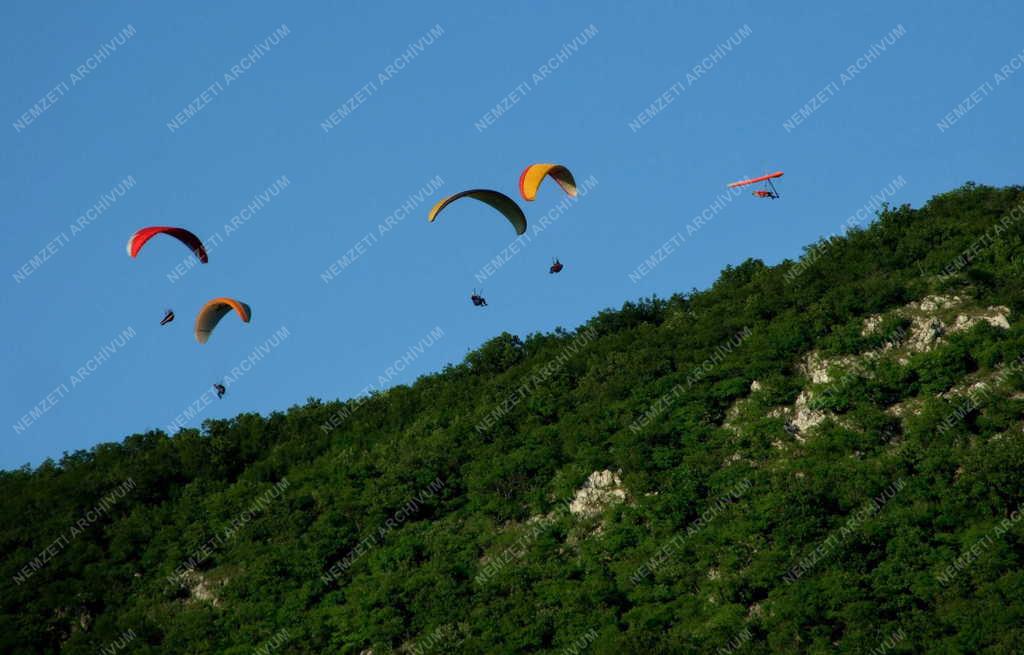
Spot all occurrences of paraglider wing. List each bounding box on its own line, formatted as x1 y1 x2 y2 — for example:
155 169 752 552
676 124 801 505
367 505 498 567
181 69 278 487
727 171 784 189
127 226 208 263
427 190 527 236
194 297 251 344
518 164 577 201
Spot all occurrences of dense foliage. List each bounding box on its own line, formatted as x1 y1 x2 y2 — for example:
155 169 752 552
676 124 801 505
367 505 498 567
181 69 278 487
4 183 1024 653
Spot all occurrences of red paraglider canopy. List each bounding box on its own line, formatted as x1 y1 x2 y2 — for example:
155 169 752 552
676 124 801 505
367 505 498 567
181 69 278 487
127 226 208 263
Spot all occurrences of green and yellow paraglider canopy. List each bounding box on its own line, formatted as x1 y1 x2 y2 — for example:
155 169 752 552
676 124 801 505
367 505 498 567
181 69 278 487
427 189 527 236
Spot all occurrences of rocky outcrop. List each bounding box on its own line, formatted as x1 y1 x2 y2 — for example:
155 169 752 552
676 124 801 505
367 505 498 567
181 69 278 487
861 314 884 336
906 317 946 353
180 570 224 607
731 295 1012 446
801 352 834 385
949 306 1011 333
913 295 964 312
569 470 627 518
790 391 824 436
902 298 1010 353
886 400 918 418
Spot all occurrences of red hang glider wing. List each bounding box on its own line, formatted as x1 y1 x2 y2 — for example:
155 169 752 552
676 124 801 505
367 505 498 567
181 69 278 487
727 171 784 189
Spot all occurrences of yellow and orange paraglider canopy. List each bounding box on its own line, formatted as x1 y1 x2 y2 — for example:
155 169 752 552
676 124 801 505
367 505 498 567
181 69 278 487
518 164 577 202
194 297 251 344
427 189 527 235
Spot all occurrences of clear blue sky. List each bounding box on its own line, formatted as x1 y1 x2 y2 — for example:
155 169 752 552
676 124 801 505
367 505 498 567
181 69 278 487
3 1 1023 469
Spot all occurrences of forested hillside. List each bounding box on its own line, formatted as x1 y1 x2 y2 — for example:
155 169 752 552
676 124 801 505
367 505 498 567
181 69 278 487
4 182 1024 654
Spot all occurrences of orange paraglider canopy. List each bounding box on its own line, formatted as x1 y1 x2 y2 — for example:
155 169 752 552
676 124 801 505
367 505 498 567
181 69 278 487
194 297 251 344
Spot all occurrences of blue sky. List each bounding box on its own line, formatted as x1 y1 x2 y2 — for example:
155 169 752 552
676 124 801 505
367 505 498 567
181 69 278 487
3 1 1023 469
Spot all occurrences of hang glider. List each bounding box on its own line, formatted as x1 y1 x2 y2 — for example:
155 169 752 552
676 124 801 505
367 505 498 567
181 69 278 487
727 171 784 199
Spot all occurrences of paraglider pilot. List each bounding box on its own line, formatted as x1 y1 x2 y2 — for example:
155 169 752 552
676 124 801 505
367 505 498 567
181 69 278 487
550 258 563 274
160 309 175 325
470 289 487 307
213 383 226 399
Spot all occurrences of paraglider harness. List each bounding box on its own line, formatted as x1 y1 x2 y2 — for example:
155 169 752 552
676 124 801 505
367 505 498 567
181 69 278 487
549 258 564 274
470 289 487 307
213 383 226 399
